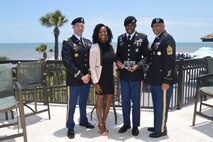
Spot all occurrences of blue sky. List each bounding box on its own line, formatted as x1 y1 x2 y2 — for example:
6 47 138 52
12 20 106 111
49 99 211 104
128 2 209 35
0 0 213 43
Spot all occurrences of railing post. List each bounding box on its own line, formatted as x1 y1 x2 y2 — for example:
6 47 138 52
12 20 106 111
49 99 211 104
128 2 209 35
177 59 184 109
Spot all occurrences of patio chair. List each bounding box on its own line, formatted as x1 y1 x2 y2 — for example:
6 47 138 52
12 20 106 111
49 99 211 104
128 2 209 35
192 57 213 126
16 61 50 119
206 57 213 74
0 63 27 142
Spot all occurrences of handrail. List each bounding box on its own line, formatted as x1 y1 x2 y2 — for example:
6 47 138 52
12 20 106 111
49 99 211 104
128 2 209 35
0 57 210 109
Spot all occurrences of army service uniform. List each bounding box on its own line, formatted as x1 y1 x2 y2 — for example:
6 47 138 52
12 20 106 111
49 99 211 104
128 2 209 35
62 35 92 129
116 31 150 127
145 30 178 134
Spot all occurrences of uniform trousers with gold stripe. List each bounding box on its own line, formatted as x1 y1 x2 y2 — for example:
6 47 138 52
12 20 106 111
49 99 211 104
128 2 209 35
66 84 90 129
150 85 173 133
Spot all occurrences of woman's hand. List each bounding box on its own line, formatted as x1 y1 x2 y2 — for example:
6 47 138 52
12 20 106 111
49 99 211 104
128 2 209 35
94 83 102 94
116 61 124 69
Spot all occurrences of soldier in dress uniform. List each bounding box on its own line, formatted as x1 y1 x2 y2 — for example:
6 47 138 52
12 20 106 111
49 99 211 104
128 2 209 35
116 16 150 136
144 18 178 138
61 17 94 139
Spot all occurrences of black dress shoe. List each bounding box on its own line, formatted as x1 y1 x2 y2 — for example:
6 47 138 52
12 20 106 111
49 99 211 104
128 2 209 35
149 130 167 138
132 126 139 136
67 128 75 139
119 125 131 133
79 122 95 129
148 127 167 132
147 127 155 132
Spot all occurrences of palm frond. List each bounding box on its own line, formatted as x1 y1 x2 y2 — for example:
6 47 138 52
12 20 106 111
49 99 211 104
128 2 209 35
36 43 47 53
39 10 68 28
39 9 68 60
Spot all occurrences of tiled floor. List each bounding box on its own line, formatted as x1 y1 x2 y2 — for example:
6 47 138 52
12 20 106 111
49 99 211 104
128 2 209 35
1 99 213 142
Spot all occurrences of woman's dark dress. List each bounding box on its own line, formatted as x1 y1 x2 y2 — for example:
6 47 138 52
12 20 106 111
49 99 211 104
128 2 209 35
97 42 115 95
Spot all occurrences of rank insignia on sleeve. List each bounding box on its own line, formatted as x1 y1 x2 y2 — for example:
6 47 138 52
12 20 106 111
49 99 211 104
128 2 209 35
167 45 173 55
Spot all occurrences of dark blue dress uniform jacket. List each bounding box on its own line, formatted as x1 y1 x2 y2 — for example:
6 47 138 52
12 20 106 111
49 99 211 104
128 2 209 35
116 32 150 81
145 30 178 85
62 35 92 86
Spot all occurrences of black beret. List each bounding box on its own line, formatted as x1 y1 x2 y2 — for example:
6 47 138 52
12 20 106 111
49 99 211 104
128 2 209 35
124 16 137 26
71 17 84 25
151 18 164 27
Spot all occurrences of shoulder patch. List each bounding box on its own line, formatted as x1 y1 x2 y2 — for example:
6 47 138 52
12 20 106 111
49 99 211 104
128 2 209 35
118 37 124 47
167 45 173 55
163 32 168 37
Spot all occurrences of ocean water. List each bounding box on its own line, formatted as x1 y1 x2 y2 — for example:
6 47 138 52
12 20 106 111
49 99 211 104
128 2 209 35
0 42 213 60
0 43 57 60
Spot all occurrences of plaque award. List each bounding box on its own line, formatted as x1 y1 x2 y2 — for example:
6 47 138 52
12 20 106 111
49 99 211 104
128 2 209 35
124 61 135 68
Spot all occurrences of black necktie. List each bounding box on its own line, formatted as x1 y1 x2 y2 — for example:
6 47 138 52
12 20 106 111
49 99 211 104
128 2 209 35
80 37 84 46
128 35 131 42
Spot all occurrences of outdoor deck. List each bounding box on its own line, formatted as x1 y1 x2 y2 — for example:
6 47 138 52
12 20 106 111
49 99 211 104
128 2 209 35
1 99 212 142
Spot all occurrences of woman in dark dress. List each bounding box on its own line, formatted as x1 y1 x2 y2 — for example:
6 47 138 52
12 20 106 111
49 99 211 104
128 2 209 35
89 23 116 136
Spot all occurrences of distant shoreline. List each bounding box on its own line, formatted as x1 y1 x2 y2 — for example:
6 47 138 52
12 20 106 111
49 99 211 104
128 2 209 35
0 42 213 60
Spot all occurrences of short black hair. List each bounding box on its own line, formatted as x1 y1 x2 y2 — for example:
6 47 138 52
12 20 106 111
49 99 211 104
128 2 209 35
92 23 113 44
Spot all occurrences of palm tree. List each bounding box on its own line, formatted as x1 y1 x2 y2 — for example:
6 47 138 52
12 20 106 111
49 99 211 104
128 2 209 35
0 56 9 60
36 43 48 59
39 10 68 60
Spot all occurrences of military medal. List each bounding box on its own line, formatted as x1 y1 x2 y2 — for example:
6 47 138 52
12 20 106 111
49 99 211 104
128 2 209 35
157 51 161 56
153 51 155 55
74 53 78 57
154 42 160 50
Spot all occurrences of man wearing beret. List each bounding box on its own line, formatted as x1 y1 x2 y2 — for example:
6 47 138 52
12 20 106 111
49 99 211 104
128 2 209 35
116 16 150 136
144 18 178 138
62 17 94 139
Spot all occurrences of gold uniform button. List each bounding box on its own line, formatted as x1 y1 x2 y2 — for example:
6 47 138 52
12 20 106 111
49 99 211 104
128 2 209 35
128 49 130 51
128 45 130 47
128 54 130 56
128 58 130 60
74 53 78 57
